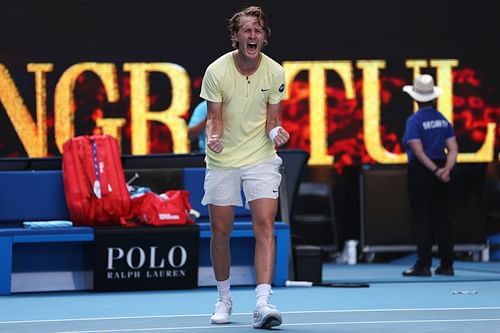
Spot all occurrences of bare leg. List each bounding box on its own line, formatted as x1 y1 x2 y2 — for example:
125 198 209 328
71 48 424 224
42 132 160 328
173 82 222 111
209 204 234 281
249 198 277 284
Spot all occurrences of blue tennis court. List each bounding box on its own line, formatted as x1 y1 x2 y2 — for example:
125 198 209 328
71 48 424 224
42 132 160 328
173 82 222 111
2 258 500 333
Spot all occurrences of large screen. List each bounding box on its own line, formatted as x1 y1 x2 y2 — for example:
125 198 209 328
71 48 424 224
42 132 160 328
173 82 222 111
1 1 498 171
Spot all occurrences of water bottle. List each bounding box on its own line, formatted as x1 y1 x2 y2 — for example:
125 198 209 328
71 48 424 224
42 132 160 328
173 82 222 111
346 239 358 265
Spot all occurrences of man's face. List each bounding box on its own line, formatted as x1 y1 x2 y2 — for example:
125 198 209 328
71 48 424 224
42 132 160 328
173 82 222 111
234 15 267 59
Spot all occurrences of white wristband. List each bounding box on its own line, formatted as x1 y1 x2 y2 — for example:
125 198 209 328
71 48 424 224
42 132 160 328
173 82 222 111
268 126 282 142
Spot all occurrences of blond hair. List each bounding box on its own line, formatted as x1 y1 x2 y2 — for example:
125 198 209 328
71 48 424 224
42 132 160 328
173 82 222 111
228 6 271 49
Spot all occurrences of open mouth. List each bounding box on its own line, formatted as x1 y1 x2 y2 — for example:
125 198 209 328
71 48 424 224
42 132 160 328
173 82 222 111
248 42 257 51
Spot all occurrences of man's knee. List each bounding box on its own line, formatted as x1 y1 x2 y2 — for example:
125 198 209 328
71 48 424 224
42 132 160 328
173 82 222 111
253 221 275 239
211 222 233 242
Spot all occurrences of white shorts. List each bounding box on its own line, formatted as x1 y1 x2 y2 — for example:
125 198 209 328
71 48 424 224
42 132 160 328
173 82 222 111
201 156 282 208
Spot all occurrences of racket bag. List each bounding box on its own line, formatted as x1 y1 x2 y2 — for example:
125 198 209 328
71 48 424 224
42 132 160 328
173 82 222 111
62 135 131 226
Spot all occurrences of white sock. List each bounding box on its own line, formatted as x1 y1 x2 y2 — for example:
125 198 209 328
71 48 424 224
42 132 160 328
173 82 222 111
216 278 231 301
255 283 272 307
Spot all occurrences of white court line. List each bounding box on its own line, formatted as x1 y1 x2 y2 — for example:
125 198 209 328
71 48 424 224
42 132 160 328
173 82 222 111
55 325 252 333
0 314 211 325
1 306 500 325
53 318 500 333
283 306 500 314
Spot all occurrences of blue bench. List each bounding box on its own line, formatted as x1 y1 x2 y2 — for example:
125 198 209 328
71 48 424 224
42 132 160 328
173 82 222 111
0 157 300 294
0 171 94 295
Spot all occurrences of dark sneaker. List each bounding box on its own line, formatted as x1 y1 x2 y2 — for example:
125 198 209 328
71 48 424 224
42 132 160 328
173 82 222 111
435 266 454 276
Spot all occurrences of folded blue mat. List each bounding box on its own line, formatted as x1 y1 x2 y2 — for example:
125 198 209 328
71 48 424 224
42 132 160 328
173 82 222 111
23 221 74 229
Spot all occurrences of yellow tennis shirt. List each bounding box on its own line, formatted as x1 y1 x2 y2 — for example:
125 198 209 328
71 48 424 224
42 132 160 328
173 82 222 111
200 51 286 169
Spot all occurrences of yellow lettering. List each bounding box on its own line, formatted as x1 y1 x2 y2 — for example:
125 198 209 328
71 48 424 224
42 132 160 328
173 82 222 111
283 61 354 165
0 63 53 157
457 123 496 162
123 63 190 154
430 59 495 162
96 118 127 149
54 63 119 152
0 59 494 165
406 59 495 162
430 59 458 122
357 60 407 164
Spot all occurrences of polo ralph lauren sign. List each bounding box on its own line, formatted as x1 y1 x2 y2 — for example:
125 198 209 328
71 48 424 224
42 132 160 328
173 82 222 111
93 225 199 291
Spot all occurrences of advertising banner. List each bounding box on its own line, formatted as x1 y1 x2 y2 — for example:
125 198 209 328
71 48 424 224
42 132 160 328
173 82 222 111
93 225 199 291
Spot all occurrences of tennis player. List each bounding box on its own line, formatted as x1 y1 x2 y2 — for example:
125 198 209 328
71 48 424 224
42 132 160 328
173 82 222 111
200 5 289 329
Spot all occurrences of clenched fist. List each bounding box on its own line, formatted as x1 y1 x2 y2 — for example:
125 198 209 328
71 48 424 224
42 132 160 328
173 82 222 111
207 134 224 153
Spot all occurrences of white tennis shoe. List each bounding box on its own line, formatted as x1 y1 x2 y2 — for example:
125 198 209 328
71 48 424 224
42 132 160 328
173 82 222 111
210 298 232 324
253 303 282 329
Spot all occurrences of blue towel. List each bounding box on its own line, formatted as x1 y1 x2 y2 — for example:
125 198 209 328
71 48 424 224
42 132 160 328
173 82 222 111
23 220 74 229
129 186 151 198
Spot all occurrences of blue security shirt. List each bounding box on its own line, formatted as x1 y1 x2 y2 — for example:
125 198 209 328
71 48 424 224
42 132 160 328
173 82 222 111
188 101 207 152
403 106 455 162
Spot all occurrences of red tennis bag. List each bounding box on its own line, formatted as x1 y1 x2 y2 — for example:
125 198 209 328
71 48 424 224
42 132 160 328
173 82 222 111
62 135 131 226
123 190 195 227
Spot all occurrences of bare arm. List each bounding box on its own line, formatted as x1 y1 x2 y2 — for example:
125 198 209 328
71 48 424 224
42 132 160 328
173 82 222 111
437 137 458 182
187 118 206 141
408 139 439 172
205 101 224 153
266 102 290 146
444 137 458 170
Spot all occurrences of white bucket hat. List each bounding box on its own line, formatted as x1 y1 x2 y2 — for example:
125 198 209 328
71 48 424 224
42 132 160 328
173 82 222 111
403 74 442 102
